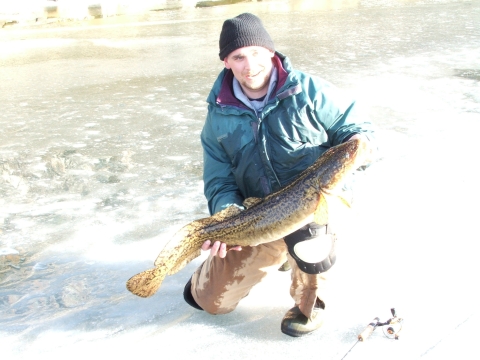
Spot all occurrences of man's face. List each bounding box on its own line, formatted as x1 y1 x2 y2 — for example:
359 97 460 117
224 46 275 99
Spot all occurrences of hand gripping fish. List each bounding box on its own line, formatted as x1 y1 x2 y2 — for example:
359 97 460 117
126 138 369 298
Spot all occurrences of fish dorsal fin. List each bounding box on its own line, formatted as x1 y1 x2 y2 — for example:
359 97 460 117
243 197 263 209
210 205 243 221
167 248 201 275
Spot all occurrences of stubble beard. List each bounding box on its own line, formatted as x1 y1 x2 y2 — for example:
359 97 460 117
241 70 271 94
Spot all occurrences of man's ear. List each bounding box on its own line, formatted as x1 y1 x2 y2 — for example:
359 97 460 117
223 58 231 69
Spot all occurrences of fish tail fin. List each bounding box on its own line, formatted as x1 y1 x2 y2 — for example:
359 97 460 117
126 267 166 298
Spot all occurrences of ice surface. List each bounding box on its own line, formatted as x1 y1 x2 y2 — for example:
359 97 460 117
1 0 479 359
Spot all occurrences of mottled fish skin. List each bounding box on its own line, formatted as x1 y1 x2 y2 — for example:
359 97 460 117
126 138 368 298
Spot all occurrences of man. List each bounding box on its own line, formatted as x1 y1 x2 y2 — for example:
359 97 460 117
183 13 376 337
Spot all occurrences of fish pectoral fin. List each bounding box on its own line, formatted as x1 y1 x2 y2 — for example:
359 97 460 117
242 197 263 209
126 267 166 298
167 248 202 275
203 198 261 224
337 194 352 208
315 192 352 227
314 193 329 226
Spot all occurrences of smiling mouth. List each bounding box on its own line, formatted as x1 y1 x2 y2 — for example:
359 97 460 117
245 70 262 78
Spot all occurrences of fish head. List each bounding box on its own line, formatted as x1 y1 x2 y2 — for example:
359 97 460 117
318 137 369 191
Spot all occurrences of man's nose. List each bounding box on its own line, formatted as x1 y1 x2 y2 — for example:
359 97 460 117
244 55 253 70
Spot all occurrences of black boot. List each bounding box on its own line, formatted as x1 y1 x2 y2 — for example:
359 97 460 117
281 300 325 337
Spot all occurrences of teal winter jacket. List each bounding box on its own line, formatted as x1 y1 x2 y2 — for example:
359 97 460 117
201 52 375 215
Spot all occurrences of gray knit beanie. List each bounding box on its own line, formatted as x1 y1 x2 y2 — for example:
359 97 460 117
219 13 275 60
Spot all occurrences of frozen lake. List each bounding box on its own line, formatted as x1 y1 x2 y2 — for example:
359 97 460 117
1 0 479 358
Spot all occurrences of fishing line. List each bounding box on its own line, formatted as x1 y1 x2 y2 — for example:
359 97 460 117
419 313 474 357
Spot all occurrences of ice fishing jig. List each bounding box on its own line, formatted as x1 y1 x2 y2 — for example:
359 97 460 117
340 308 403 360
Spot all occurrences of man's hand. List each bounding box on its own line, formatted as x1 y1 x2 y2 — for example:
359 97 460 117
347 133 364 142
348 133 377 165
202 240 242 258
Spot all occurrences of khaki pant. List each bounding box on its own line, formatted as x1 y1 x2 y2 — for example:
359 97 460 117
190 238 333 319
